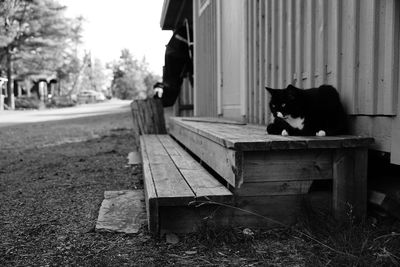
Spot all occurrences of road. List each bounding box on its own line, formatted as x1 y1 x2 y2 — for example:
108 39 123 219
0 99 134 151
0 99 132 127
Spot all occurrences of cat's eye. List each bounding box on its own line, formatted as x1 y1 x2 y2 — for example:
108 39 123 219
282 103 286 107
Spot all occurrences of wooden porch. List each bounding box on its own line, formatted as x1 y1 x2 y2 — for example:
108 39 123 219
141 116 373 235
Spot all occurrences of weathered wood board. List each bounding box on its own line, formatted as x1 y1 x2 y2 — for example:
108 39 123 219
242 150 333 182
140 134 233 235
140 137 159 234
332 148 368 220
131 98 167 150
171 117 374 151
169 121 237 186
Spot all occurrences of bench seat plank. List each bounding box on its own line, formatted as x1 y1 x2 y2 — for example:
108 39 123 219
142 135 194 203
141 135 233 203
157 135 232 200
139 136 159 233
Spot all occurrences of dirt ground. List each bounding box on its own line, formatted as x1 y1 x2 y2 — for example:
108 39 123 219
0 109 399 266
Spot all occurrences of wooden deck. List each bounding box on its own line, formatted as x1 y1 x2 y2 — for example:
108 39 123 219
169 117 374 223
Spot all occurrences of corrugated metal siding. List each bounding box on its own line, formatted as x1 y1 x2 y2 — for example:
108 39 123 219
260 0 399 116
193 0 218 117
247 0 267 124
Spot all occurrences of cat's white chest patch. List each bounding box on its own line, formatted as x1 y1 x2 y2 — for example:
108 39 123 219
284 115 304 130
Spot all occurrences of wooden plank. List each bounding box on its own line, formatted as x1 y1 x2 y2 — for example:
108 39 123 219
237 180 313 197
243 150 333 182
142 135 195 205
180 169 232 199
170 117 374 151
156 135 233 201
140 136 159 234
131 99 167 149
353 148 368 218
169 122 237 186
332 148 367 221
181 117 246 125
156 135 199 169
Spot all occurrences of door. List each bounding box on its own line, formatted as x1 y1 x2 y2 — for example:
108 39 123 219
218 0 247 121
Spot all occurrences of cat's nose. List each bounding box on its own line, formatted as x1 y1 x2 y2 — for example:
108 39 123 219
277 112 284 118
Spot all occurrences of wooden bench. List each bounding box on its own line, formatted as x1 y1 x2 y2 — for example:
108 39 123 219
169 117 374 224
140 134 233 235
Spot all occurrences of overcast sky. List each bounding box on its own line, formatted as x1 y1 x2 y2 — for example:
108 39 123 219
59 0 172 75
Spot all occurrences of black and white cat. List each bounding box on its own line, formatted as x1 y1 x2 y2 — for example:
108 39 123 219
265 84 347 136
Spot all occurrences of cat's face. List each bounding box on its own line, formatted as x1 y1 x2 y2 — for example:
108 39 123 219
265 85 303 118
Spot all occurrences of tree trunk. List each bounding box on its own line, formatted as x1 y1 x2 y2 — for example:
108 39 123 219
130 98 167 150
6 52 14 109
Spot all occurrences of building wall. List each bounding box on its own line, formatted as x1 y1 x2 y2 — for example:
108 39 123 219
193 0 400 163
257 0 400 163
261 0 399 116
193 0 218 117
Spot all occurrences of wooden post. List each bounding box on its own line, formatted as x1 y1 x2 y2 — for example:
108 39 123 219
130 98 167 150
333 148 368 222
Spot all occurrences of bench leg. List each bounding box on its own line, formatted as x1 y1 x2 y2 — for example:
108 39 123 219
147 198 159 235
333 148 368 222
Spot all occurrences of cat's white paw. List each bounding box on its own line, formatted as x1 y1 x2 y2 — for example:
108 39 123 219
316 130 326 137
277 112 284 118
281 129 289 136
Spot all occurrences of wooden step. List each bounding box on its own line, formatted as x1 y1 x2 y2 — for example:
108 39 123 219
169 117 374 222
140 134 233 235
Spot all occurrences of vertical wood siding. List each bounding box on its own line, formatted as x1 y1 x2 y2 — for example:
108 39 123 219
193 0 218 117
259 0 399 116
178 76 194 117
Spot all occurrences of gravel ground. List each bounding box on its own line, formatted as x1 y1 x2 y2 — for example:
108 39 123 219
0 109 398 266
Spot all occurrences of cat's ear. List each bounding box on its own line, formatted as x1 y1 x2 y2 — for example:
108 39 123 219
286 84 297 90
265 87 274 94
